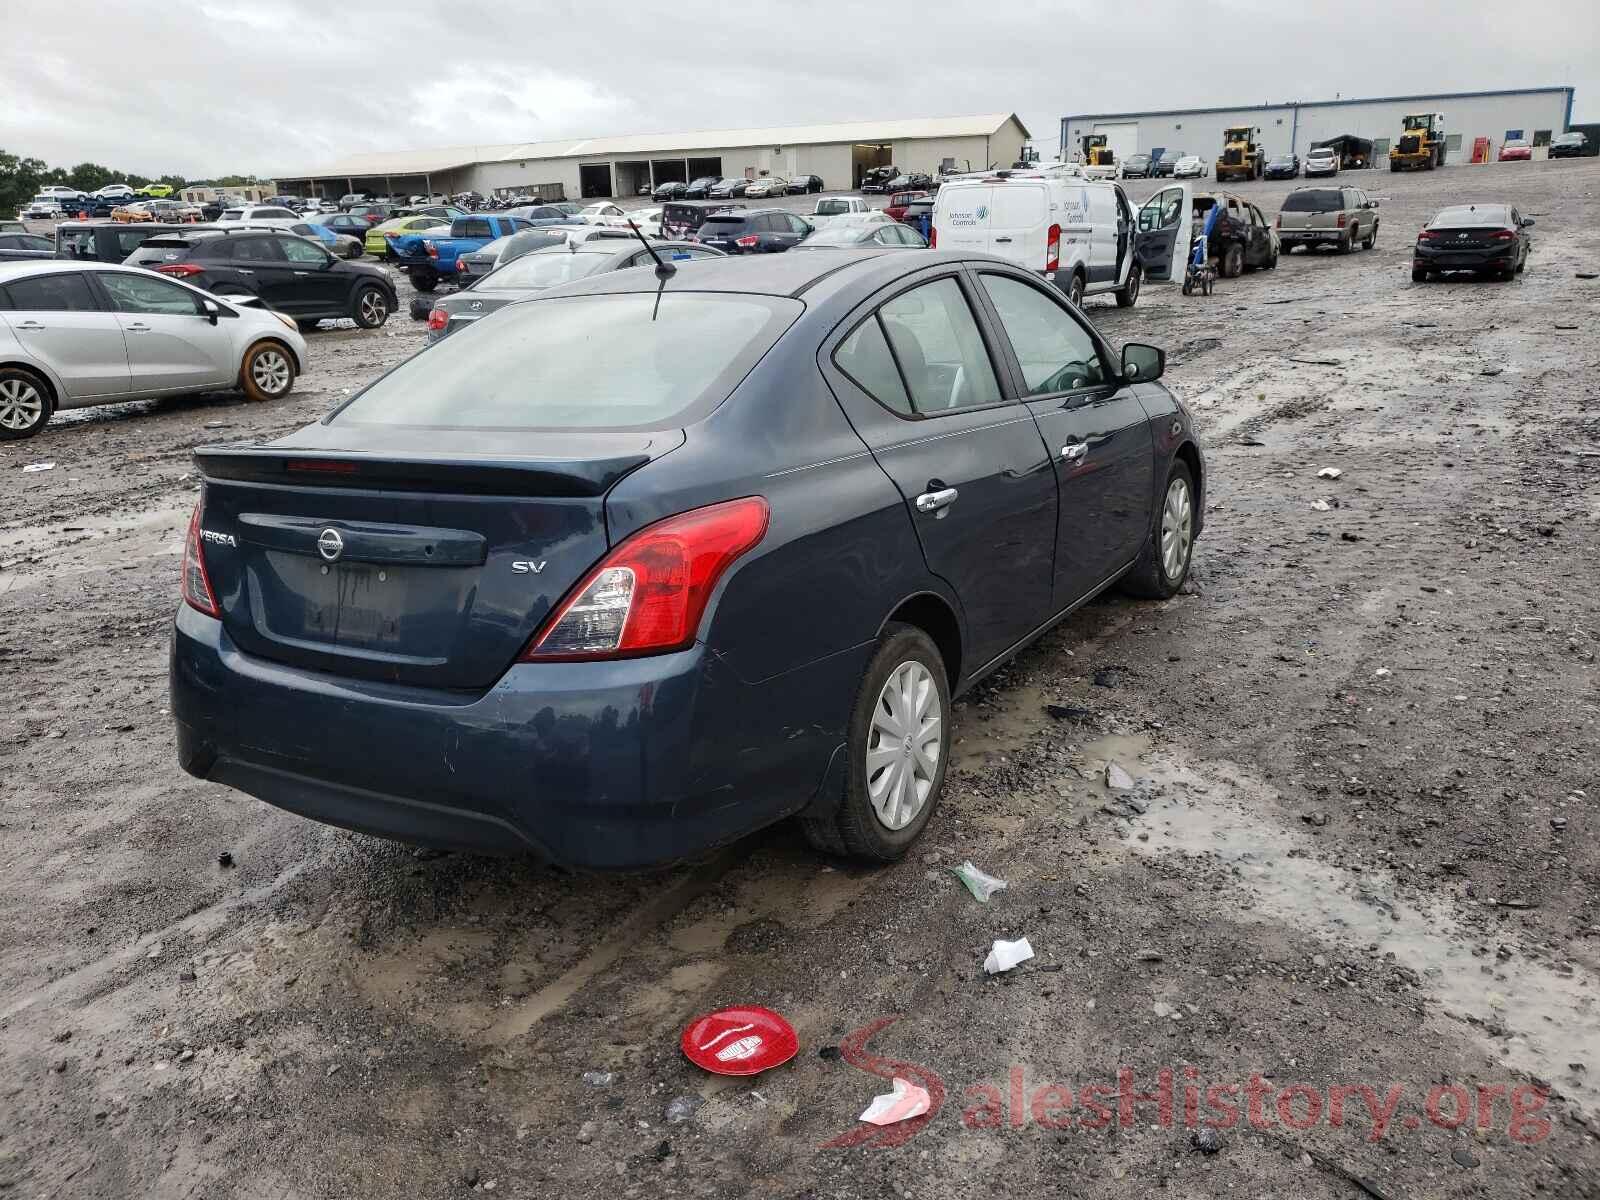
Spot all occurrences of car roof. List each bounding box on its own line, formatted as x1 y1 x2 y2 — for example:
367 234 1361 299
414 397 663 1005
0 258 179 280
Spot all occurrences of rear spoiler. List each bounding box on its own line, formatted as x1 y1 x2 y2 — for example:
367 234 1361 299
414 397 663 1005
194 445 651 498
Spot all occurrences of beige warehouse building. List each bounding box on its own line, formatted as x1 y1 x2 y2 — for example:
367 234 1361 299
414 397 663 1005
275 114 1030 201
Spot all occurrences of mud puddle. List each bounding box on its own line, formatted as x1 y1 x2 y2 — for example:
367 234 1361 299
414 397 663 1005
1097 735 1600 1113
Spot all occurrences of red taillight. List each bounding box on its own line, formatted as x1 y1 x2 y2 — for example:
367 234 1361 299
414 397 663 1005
1489 229 1516 240
181 504 220 618
1336 211 1347 227
156 263 205 278
1045 223 1061 272
1274 214 1281 228
426 308 448 331
1418 230 1440 241
425 241 438 258
929 226 937 248
522 497 769 661
735 235 759 248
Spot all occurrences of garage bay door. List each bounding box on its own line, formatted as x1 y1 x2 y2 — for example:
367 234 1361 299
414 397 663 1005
1094 122 1140 161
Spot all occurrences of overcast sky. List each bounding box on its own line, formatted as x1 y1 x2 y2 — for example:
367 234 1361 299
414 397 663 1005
2 0 1595 179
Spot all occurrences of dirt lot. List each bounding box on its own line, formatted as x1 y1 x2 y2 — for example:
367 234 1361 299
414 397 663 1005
3 159 1599 1199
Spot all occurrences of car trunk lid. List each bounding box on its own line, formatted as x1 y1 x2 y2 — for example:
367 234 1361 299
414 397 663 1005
193 426 683 690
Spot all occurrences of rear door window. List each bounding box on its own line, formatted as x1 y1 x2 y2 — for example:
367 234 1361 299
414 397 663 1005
877 277 1003 414
230 236 285 262
834 315 913 416
5 272 102 311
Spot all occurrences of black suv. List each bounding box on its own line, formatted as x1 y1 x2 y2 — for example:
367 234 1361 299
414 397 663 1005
55 220 214 263
125 229 398 328
691 208 811 253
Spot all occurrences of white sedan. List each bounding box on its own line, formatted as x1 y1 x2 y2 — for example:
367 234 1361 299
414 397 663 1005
578 202 628 226
0 260 305 440
1173 155 1208 179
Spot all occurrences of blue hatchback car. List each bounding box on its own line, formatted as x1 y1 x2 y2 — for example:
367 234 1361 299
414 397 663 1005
171 249 1203 868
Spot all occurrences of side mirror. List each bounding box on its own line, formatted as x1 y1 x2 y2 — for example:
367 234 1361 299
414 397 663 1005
1122 343 1165 383
1521 217 1535 228
202 299 221 324
1367 200 1380 208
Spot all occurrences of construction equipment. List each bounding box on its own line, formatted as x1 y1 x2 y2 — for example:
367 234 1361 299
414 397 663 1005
1080 134 1116 170
1215 126 1264 182
1389 113 1447 171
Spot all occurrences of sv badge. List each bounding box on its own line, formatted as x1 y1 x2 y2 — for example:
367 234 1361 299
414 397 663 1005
511 561 547 574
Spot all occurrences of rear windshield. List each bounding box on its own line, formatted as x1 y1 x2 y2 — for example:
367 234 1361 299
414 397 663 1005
1431 206 1508 227
815 200 854 216
700 216 750 231
125 237 199 265
332 293 801 431
484 250 614 289
1282 190 1344 212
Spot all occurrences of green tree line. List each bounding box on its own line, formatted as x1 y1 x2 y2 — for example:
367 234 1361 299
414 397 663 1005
1 149 263 213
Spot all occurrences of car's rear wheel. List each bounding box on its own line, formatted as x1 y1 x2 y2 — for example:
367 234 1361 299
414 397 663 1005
1362 224 1377 250
1412 267 1429 282
1114 263 1141 307
800 623 950 861
1220 243 1244 278
0 367 52 440
1122 459 1196 599
1067 270 1086 308
410 268 438 293
238 341 295 402
352 285 390 328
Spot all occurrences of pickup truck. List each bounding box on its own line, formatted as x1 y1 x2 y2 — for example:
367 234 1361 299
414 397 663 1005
390 213 533 291
805 196 873 226
1275 185 1378 255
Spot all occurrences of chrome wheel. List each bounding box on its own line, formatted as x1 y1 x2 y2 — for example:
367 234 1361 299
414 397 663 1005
0 377 45 431
1160 476 1193 581
250 349 291 396
866 660 942 831
358 289 387 325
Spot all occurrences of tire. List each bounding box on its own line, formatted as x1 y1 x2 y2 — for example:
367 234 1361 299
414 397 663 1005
1516 249 1527 274
409 268 438 293
0 366 52 440
1121 459 1196 599
238 341 296 403
1412 267 1429 283
1265 245 1278 269
1390 161 1400 172
1339 229 1354 254
799 623 950 861
1181 274 1194 296
296 318 320 333
1066 270 1086 308
1220 242 1244 278
352 284 390 329
1362 223 1377 250
1114 263 1141 307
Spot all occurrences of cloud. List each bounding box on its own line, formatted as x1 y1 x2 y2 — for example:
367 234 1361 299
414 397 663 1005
0 0 1593 178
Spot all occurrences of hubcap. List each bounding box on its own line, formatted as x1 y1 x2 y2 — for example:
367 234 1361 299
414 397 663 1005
0 377 44 430
865 660 942 831
1160 477 1193 581
360 290 386 323
251 349 290 395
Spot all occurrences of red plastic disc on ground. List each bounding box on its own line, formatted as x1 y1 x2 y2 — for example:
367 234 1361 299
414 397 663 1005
680 1005 798 1076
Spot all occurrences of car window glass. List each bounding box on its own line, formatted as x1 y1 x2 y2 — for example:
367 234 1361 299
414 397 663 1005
980 274 1104 395
279 236 329 265
461 218 492 238
230 236 283 262
99 272 203 316
834 314 912 416
879 278 1003 413
5 272 100 312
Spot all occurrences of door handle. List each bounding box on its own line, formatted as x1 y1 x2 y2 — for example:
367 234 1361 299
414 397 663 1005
294 271 309 276
1060 442 1088 463
17 320 44 329
126 322 150 332
237 269 254 274
994 236 1013 243
915 487 959 513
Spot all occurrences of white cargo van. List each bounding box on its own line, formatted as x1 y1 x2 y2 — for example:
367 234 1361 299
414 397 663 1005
932 174 1141 308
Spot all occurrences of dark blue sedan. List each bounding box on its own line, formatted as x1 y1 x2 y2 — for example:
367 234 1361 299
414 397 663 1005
170 249 1204 868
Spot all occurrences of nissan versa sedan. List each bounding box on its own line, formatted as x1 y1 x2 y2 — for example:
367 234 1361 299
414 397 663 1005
171 250 1203 868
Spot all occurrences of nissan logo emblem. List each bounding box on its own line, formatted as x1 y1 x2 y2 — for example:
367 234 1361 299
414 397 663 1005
317 528 344 562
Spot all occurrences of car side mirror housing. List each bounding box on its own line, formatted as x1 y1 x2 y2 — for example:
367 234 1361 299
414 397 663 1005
1521 217 1535 227
1122 343 1165 382
202 299 221 325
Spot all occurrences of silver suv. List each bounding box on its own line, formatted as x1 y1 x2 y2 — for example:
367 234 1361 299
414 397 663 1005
1277 186 1379 254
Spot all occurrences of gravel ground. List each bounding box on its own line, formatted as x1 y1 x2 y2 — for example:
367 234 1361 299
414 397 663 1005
2 159 1599 1199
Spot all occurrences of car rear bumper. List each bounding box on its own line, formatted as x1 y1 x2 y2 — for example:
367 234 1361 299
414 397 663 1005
1279 228 1346 244
1414 245 1518 270
170 605 860 868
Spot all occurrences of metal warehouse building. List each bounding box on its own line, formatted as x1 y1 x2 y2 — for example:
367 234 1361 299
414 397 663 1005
275 113 1029 202
1061 87 1576 167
